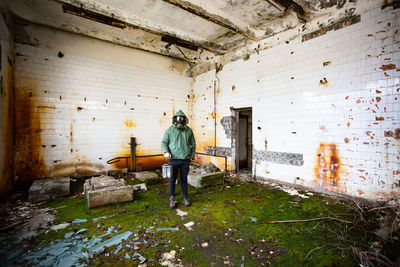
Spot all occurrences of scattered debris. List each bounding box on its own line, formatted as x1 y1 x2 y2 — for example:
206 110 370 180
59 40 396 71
249 217 258 222
132 183 147 191
176 209 187 218
72 218 88 224
156 227 179 232
92 214 116 222
132 252 147 264
50 222 70 231
0 200 56 239
183 221 195 231
159 250 181 266
201 242 208 248
280 188 309 198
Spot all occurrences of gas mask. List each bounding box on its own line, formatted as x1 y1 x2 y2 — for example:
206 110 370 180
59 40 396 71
173 115 188 130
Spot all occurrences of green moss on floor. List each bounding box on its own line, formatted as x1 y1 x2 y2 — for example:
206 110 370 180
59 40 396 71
32 179 390 266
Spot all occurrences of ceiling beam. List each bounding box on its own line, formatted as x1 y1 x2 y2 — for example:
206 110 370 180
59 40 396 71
54 0 229 54
162 0 262 41
266 0 309 22
5 0 196 62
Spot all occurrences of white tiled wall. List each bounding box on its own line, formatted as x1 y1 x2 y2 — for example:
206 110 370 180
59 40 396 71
15 43 192 178
192 6 400 201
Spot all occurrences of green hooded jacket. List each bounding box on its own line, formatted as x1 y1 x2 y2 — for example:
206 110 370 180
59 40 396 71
161 110 196 159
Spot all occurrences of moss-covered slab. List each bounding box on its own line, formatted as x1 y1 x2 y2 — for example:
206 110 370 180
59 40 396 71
188 171 224 188
134 171 163 185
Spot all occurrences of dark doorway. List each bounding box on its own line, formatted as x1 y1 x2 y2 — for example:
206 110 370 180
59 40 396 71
239 114 249 169
232 107 252 172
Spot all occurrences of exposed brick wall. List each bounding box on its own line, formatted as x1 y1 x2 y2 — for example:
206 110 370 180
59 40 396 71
14 40 192 179
192 5 400 201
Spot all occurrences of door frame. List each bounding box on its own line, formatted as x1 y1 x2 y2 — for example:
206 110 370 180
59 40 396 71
230 107 252 172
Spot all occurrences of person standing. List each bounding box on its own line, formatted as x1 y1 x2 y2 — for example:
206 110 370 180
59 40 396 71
161 110 196 208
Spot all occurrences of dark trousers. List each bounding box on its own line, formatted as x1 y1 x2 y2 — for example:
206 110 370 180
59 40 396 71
169 159 190 199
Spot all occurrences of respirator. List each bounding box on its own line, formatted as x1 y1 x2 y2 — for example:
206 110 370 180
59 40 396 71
172 115 188 129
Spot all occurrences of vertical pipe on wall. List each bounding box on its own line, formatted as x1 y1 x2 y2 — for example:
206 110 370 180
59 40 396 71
214 70 219 156
130 137 136 171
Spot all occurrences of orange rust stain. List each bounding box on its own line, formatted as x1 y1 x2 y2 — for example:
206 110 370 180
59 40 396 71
15 96 48 179
0 63 14 194
375 116 384 121
36 105 55 109
319 78 328 87
113 157 132 170
124 119 135 128
356 99 361 104
357 190 364 195
347 122 350 127
48 160 105 177
345 96 349 100
70 123 73 143
376 90 382 94
208 112 216 119
314 144 342 190
344 138 349 143
379 64 396 71
376 97 382 102
136 156 167 171
384 131 393 137
394 170 400 175
232 85 236 92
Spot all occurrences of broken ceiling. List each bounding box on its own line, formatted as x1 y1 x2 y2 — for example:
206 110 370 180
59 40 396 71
3 0 367 73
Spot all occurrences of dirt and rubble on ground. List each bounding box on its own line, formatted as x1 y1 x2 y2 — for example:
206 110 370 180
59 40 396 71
0 168 398 266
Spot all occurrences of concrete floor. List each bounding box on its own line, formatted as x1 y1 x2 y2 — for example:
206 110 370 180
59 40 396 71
0 176 398 266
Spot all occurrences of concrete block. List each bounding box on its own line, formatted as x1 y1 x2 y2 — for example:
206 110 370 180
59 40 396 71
134 171 162 184
84 175 134 208
85 187 134 208
29 177 70 203
188 172 224 188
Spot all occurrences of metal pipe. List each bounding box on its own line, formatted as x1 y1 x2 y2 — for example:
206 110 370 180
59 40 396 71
108 152 228 172
135 154 163 158
131 138 136 170
213 79 217 155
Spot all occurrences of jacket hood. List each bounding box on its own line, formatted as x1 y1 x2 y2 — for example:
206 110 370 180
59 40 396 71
173 110 186 117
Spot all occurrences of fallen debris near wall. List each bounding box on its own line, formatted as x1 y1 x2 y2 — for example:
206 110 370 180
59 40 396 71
29 177 70 203
188 163 224 188
83 176 134 208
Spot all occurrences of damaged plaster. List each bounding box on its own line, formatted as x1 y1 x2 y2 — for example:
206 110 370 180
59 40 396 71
254 150 304 166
